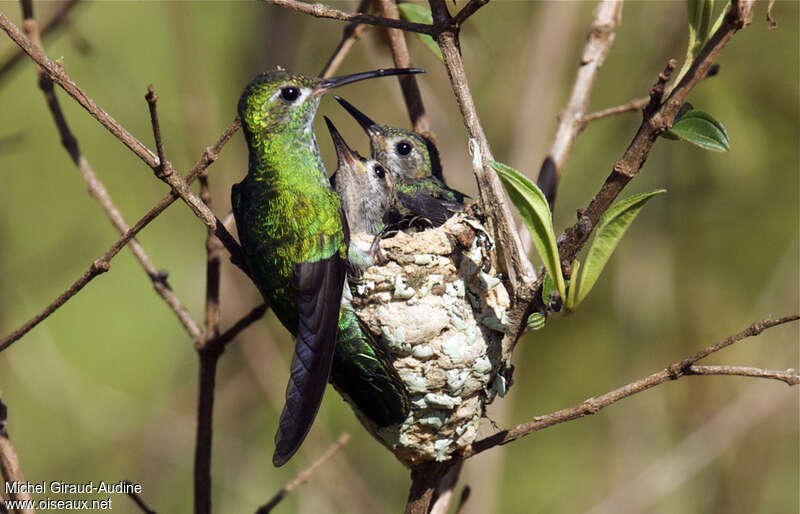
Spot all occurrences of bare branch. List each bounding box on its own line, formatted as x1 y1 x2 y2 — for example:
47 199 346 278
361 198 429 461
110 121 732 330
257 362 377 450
0 0 81 83
556 0 757 267
0 401 34 514
122 481 157 514
0 118 240 352
466 314 799 457
0 12 158 167
255 434 351 513
207 304 268 351
581 95 649 123
451 0 489 28
429 460 463 514
454 486 471 514
263 0 435 34
428 0 536 301
319 0 372 78
405 460 461 514
536 0 623 208
377 0 430 135
20 5 203 343
686 365 799 385
144 86 248 273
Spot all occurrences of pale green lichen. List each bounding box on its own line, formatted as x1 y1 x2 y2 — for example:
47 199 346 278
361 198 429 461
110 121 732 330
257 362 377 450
347 215 512 466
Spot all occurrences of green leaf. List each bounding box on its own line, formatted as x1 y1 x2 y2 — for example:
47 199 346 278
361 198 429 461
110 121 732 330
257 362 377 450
490 160 566 300
564 259 581 312
397 3 443 62
575 190 666 305
666 109 730 152
541 272 556 305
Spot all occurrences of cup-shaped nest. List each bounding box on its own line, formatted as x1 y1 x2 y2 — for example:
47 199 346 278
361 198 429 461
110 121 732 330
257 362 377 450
346 214 512 466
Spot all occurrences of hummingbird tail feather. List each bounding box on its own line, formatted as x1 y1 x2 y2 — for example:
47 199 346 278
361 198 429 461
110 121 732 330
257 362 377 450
273 254 347 466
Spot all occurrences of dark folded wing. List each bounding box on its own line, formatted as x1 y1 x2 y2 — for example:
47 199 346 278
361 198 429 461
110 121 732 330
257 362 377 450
272 252 347 466
396 189 464 227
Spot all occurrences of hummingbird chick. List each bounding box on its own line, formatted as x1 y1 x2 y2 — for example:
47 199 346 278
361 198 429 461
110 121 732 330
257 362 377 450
335 96 468 227
232 67 421 466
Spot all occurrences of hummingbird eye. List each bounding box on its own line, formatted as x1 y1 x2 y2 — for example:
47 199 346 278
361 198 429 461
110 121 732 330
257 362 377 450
395 141 412 156
280 87 300 102
373 165 386 179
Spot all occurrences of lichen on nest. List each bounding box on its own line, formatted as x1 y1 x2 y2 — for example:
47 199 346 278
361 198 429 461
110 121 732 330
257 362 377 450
345 213 512 466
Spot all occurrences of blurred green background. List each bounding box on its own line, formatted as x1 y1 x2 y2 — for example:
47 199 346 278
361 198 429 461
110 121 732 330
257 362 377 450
0 1 797 512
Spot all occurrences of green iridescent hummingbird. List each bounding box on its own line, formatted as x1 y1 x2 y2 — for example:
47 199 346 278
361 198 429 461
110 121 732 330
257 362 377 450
232 67 421 466
334 96 467 227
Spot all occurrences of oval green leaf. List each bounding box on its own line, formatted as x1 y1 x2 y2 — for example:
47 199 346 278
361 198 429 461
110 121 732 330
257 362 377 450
576 190 666 305
397 3 443 62
666 109 730 152
490 160 566 300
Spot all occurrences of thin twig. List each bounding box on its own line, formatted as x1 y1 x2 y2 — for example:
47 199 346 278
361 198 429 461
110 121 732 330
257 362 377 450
377 0 430 135
429 459 464 514
454 486 471 514
0 0 81 82
581 95 649 123
0 118 240 352
193 173 224 514
122 481 157 514
556 0 757 268
0 14 245 269
466 314 799 457
143 86 246 268
536 0 623 208
450 0 489 29
263 0 435 34
207 303 268 351
21 5 203 343
255 434 351 513
686 365 799 385
428 0 536 299
0 400 34 514
319 0 372 78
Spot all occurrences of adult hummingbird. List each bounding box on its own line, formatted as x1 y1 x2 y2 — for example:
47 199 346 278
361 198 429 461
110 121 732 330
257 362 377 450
232 67 422 466
334 96 467 227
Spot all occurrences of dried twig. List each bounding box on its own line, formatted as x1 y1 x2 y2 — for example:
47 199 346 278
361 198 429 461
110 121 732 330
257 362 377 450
255 434 351 513
686 365 799 385
0 118 240 352
466 314 799 456
454 486 471 514
0 0 81 82
193 171 225 514
0 14 245 270
319 0 372 78
0 401 34 514
19 4 203 343
122 480 157 514
263 0 435 34
377 0 430 135
206 304 268 351
556 0 757 268
581 95 649 123
428 0 536 300
536 0 623 208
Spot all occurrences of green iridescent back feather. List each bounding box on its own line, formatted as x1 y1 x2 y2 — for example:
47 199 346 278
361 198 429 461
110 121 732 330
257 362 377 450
332 303 410 426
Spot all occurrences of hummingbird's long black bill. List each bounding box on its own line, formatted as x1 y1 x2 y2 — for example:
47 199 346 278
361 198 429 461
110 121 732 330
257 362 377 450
334 96 383 138
313 68 425 96
324 116 363 170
